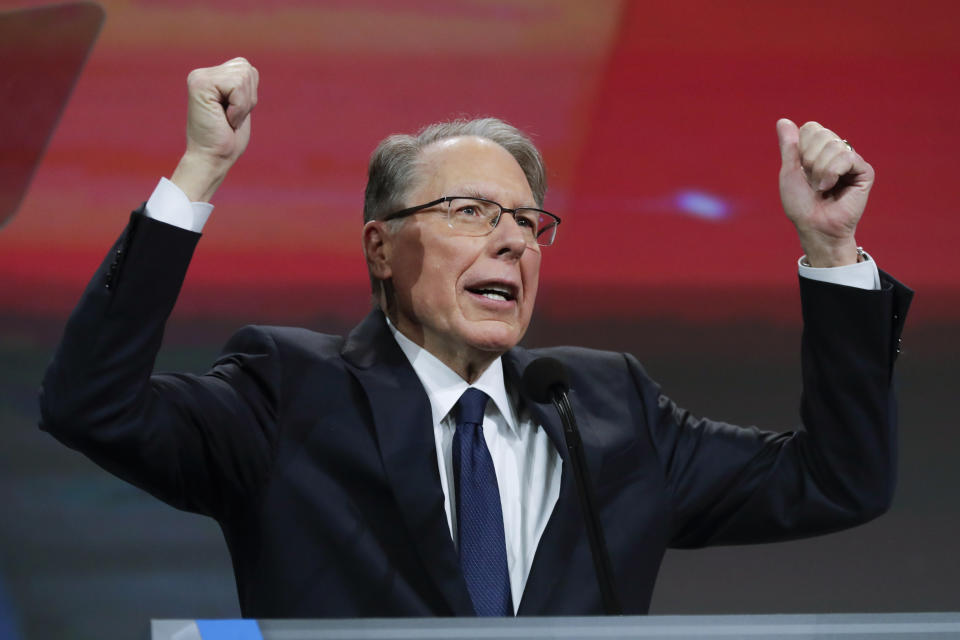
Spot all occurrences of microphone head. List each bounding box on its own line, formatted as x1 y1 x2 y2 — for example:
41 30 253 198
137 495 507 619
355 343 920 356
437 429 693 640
521 357 570 403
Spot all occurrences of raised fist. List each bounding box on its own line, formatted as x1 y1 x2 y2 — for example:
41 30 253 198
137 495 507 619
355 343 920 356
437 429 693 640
172 57 259 202
777 119 874 267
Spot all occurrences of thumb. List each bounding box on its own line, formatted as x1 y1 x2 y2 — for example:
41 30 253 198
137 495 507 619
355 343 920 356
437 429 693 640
225 99 251 131
776 117 801 173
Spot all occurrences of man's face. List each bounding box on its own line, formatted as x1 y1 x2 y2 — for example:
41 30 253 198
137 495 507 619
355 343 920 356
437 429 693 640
380 136 541 371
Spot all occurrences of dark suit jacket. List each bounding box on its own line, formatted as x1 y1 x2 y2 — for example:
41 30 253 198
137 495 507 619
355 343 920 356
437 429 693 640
39 212 913 617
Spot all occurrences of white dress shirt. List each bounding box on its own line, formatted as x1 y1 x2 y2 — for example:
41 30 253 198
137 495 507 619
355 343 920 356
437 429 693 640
142 176 882 612
386 320 562 612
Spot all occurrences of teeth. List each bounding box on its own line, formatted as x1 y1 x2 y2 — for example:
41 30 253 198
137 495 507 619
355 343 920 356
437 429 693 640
482 291 507 301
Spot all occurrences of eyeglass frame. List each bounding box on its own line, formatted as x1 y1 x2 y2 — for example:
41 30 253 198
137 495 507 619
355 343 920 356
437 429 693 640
381 196 561 246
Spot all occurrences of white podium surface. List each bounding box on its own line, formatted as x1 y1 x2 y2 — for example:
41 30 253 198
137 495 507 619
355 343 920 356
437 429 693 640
153 613 960 640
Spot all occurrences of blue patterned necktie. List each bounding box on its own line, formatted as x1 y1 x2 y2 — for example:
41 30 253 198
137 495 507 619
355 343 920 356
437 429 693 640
452 387 513 616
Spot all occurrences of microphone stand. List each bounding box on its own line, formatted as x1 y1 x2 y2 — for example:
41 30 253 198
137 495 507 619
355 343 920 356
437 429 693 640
551 387 622 615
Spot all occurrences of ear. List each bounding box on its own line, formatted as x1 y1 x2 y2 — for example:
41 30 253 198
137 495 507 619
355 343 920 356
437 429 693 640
363 220 393 281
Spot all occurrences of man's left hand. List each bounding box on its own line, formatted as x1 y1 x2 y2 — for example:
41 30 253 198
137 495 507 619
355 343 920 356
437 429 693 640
777 118 875 267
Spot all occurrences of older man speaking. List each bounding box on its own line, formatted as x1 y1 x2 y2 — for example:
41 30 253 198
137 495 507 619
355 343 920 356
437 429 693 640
40 58 912 618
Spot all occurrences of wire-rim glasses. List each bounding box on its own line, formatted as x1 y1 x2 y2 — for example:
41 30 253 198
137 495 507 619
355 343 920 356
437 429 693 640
382 196 561 247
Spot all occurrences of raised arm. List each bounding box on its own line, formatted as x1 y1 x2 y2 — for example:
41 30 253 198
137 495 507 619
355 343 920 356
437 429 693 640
39 60 275 519
648 120 912 546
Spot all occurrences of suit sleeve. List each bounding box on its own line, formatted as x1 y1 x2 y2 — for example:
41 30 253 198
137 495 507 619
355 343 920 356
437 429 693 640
39 209 281 519
633 273 913 547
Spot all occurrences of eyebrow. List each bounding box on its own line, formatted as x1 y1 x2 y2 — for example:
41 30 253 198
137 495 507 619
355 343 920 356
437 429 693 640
457 187 493 201
455 187 536 209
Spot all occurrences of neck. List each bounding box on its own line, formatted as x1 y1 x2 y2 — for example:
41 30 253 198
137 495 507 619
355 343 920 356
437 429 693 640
447 352 497 384
383 308 500 384
411 329 500 384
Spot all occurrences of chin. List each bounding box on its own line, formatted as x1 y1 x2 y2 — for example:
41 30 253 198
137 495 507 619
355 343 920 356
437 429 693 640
463 322 525 354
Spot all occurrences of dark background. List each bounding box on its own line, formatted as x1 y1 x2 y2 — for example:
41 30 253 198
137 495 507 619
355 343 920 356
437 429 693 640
1 1 958 638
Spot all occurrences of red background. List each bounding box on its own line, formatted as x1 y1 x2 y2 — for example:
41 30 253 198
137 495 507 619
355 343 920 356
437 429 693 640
2 0 957 324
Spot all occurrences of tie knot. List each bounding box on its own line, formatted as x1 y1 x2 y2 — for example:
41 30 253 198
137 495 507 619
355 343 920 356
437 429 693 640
456 388 489 426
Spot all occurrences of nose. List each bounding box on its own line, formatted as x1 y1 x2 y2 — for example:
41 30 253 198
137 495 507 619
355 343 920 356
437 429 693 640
491 210 530 258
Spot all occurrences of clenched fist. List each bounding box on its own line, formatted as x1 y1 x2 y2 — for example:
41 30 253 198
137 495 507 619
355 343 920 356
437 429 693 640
777 119 874 267
171 57 259 202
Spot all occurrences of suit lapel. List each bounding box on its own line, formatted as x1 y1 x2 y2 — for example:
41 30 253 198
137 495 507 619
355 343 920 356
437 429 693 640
503 349 604 614
341 310 475 616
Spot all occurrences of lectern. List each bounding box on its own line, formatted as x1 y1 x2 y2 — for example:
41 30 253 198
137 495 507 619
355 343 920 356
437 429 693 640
153 613 960 640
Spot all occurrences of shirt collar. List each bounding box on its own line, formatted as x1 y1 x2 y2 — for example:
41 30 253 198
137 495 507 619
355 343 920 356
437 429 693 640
386 317 519 432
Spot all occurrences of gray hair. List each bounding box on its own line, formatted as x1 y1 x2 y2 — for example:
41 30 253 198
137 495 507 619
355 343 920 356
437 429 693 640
363 117 548 298
363 117 547 225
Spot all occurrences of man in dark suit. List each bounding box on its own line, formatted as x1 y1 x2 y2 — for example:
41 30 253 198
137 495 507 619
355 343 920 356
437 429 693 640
39 58 912 617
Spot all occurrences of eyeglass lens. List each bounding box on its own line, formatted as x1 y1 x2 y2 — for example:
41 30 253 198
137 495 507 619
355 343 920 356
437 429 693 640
446 198 556 246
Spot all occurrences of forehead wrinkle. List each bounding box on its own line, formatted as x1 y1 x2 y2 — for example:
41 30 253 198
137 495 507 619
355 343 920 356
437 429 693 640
414 137 535 207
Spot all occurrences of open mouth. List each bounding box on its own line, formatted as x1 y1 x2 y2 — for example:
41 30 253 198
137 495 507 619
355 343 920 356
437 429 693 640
466 283 517 303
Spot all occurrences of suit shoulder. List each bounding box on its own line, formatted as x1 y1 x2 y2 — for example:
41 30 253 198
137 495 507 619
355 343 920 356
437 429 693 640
525 344 636 378
224 324 345 360
522 344 658 391
527 344 625 363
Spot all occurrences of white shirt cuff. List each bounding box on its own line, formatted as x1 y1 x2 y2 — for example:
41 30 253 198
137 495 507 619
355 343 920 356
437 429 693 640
798 251 881 290
144 177 214 233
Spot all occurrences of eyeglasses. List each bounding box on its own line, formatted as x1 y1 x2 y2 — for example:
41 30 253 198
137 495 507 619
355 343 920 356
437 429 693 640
382 196 561 247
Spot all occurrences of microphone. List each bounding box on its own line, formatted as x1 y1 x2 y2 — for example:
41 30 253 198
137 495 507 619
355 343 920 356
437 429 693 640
520 356 570 404
521 358 622 615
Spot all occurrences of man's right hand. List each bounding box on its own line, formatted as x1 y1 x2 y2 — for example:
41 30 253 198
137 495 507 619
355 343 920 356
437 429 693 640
170 57 259 203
